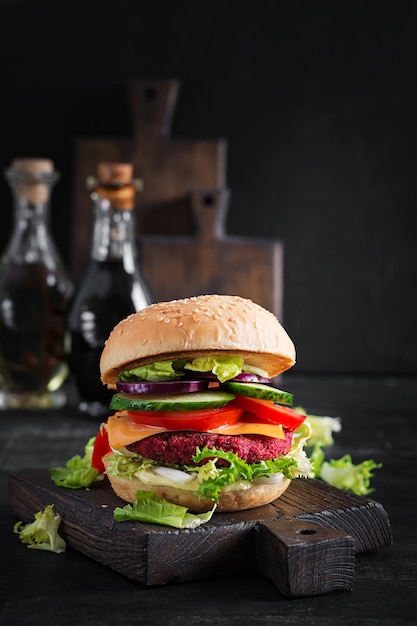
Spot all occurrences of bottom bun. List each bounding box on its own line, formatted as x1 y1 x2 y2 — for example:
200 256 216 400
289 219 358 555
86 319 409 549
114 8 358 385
103 454 291 513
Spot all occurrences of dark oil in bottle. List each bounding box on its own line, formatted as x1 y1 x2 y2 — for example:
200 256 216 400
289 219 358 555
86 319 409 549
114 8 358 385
0 260 70 396
67 259 145 414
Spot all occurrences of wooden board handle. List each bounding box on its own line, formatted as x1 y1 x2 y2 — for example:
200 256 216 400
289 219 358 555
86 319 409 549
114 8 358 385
130 79 180 141
189 188 229 241
257 516 355 597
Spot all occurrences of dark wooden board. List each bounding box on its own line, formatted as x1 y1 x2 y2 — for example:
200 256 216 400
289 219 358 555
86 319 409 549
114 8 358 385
139 188 283 319
71 79 227 283
71 79 284 320
8 470 392 598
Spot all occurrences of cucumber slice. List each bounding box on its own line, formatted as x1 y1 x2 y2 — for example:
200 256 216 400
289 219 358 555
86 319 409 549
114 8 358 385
110 390 235 412
221 381 293 405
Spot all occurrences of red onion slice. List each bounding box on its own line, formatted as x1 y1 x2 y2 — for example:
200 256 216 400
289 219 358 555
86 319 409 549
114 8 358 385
116 379 210 395
184 372 217 381
232 373 271 383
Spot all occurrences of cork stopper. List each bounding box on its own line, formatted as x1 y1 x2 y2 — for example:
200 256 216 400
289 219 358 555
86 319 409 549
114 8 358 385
9 158 57 204
12 158 54 175
94 162 136 210
97 162 133 185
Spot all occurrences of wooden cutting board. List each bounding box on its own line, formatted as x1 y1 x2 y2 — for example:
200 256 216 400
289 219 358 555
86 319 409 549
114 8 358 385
8 471 392 598
72 79 226 281
72 79 283 320
139 188 283 319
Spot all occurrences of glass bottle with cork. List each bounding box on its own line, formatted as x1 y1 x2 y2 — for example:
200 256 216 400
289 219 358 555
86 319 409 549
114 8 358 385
68 161 153 417
0 158 74 409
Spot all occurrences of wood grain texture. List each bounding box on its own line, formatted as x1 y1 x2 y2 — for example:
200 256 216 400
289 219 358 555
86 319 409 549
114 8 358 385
257 518 355 596
8 470 391 597
275 477 393 553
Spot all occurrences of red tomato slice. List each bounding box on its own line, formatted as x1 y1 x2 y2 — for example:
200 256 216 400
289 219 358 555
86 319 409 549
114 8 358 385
92 423 111 473
231 395 306 431
127 406 244 431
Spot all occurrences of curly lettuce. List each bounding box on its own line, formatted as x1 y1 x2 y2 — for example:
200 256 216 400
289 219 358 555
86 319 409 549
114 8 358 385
13 505 66 553
49 437 99 489
190 446 298 503
300 408 382 496
318 454 382 496
296 407 341 448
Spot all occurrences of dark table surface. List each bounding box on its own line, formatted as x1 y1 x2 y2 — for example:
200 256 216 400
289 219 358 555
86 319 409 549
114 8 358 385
1 374 416 626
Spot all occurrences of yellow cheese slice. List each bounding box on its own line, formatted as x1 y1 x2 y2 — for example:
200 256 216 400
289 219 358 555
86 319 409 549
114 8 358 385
107 412 285 450
214 421 284 438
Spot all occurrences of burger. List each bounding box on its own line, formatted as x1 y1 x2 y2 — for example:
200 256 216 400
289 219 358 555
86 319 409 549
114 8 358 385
91 294 312 513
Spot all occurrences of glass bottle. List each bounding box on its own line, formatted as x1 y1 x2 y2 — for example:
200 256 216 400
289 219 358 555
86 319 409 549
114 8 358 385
67 161 152 417
0 158 74 409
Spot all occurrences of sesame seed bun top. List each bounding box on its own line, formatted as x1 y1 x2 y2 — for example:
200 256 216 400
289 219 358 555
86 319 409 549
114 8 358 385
100 294 296 387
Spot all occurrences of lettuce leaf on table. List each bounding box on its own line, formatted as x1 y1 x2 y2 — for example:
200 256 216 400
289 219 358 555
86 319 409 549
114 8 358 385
297 407 383 496
14 504 66 553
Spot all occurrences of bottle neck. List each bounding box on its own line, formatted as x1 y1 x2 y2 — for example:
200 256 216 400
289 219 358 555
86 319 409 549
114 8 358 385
90 198 137 269
7 194 56 263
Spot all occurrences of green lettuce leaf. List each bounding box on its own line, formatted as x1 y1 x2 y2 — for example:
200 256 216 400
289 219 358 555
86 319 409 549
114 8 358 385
13 504 66 553
296 407 342 448
113 490 216 528
241 363 271 378
319 454 382 496
184 356 244 382
105 453 150 479
308 443 327 476
118 356 270 384
118 360 183 382
49 437 99 489
297 407 382 494
190 446 298 503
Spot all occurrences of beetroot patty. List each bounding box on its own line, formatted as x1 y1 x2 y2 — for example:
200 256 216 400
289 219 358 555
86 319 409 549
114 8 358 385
127 430 293 465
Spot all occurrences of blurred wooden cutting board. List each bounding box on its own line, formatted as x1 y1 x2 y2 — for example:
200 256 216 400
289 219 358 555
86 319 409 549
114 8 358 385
140 187 283 319
72 79 283 319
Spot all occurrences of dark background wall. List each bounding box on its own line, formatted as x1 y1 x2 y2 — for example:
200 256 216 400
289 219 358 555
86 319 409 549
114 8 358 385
0 0 416 378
